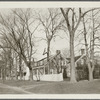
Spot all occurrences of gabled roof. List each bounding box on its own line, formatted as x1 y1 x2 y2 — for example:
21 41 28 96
33 52 68 68
36 53 66 62
66 56 81 62
66 54 86 64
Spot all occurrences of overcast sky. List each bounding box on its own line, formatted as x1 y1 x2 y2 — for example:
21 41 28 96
0 8 91 60
0 3 100 60
0 8 71 60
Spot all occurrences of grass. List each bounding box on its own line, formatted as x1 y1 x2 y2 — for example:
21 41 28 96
1 79 100 94
1 80 56 87
0 86 25 94
25 80 100 94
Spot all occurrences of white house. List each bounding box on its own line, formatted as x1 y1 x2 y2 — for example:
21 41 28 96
24 50 69 81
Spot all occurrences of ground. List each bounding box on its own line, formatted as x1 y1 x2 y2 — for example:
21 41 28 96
0 79 100 94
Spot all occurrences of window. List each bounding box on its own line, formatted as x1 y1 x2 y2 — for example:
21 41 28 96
39 60 44 66
34 62 38 67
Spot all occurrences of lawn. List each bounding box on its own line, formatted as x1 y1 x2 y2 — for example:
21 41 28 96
25 80 100 94
0 79 100 94
0 87 25 94
0 80 56 87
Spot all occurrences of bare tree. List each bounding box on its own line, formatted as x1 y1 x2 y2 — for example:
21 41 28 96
60 8 82 82
0 8 38 80
60 8 99 82
82 9 100 81
0 36 13 80
37 8 64 73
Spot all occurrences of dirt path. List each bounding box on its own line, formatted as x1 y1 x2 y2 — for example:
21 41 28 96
0 83 32 94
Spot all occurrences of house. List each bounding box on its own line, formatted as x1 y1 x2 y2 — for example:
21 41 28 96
19 48 100 81
66 49 100 81
31 50 69 81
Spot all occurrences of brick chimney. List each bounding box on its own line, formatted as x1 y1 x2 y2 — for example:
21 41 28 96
81 49 85 55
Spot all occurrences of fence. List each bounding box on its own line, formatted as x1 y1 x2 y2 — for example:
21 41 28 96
33 73 63 81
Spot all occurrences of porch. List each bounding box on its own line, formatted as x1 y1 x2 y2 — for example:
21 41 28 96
32 66 64 81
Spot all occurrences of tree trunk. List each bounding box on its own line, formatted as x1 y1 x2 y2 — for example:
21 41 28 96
86 43 93 81
89 10 95 81
2 68 5 83
19 55 33 81
83 17 94 81
27 62 33 81
88 67 93 81
70 32 76 82
4 60 7 80
85 35 93 81
5 67 6 80
29 68 33 81
9 68 11 80
47 40 50 74
19 55 22 80
15 55 18 80
90 47 94 81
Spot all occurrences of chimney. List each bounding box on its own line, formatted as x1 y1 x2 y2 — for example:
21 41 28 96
81 49 85 55
56 50 61 55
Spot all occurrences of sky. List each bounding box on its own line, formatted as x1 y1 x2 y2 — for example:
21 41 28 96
0 5 100 61
0 8 70 61
0 8 91 61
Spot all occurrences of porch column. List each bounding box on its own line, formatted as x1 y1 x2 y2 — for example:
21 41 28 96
37 69 38 76
36 69 39 80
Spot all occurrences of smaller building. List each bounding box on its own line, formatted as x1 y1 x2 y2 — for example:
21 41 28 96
66 49 100 81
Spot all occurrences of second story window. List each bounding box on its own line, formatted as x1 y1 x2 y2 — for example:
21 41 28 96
40 60 44 66
81 59 84 65
34 62 38 67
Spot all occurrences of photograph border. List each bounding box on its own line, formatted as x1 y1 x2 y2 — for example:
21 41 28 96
0 1 100 99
